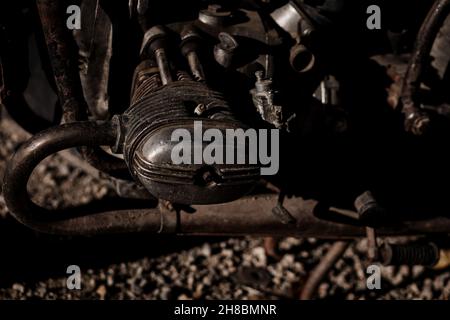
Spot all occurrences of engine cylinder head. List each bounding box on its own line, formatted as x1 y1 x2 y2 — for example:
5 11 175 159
121 61 260 204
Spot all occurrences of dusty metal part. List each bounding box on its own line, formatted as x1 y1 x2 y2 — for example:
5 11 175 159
270 1 315 41
0 117 163 236
36 0 129 177
214 32 238 69
314 75 340 106
196 6 280 47
103 174 154 200
6 112 450 236
270 1 315 73
129 0 149 18
129 60 161 106
154 48 173 85
198 4 231 27
289 43 315 73
401 0 450 135
6 0 450 240
0 110 154 200
186 52 205 82
195 3 279 47
58 148 152 200
4 114 450 235
180 27 205 82
36 0 86 123
272 194 296 224
141 26 173 85
354 191 387 224
76 0 112 120
366 227 379 262
251 71 283 128
272 202 296 224
123 74 259 204
59 147 152 199
7 124 450 240
0 114 145 201
193 4 280 84
380 242 440 266
299 241 351 300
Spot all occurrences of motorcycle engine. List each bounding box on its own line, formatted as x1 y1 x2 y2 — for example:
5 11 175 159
111 0 329 205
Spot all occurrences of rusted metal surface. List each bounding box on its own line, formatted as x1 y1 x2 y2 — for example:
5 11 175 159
36 0 86 122
36 0 130 176
5 120 450 237
401 0 450 135
380 242 440 266
77 0 112 120
3 0 450 240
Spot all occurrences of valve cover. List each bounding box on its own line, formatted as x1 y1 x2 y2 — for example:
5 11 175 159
121 68 260 204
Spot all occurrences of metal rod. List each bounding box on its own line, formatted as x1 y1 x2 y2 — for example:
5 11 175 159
155 48 173 85
401 0 450 134
5 120 450 236
36 0 129 176
187 51 205 82
6 124 450 239
36 0 86 122
366 227 379 262
2 120 156 236
299 241 351 300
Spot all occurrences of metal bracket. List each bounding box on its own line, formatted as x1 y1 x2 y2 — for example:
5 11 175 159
272 193 296 224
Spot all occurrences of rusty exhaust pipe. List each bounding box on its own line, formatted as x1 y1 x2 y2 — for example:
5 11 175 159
4 120 450 237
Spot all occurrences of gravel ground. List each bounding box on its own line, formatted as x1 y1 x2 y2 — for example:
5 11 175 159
1 116 450 300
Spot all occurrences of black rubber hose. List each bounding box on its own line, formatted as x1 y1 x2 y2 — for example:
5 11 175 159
2 120 160 235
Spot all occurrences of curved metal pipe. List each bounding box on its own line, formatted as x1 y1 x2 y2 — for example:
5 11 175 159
401 0 450 134
300 241 351 300
5 120 450 238
4 121 450 236
2 120 161 235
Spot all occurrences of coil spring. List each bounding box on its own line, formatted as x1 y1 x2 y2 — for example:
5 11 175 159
131 71 162 105
381 242 439 266
176 71 192 81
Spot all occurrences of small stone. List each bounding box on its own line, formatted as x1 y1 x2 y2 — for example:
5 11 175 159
96 285 107 299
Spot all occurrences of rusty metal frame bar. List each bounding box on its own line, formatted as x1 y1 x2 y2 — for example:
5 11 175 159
36 0 129 176
401 0 450 134
4 120 450 237
4 0 450 237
